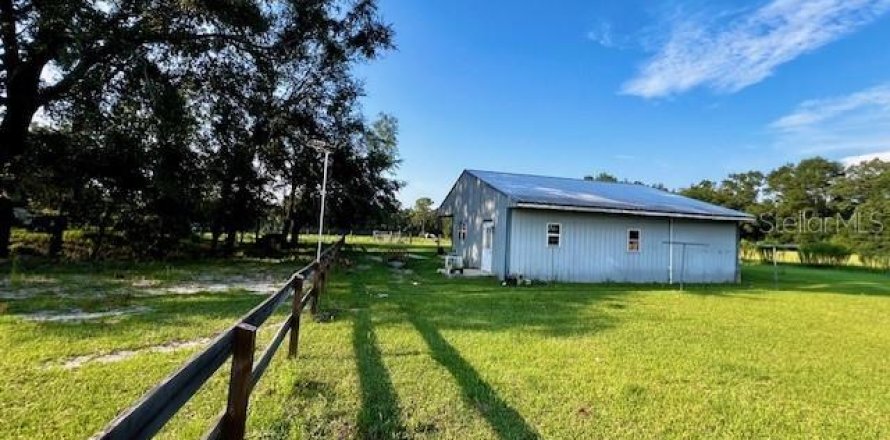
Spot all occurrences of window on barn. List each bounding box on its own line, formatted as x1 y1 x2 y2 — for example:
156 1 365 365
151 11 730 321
458 221 467 241
546 223 561 246
628 229 641 252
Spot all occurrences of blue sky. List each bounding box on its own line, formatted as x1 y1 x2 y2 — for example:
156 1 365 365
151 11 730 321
358 0 890 207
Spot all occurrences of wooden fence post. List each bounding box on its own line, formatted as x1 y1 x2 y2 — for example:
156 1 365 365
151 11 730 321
288 276 304 358
221 323 256 440
310 262 321 315
320 261 328 298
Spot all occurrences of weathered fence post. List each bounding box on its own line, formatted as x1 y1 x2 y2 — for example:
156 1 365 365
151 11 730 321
310 262 321 315
221 323 256 440
320 261 328 298
288 276 304 358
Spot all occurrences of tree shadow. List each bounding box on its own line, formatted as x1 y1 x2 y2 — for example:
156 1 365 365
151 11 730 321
402 304 541 440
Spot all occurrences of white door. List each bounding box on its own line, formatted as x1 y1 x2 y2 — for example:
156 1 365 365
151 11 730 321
481 221 494 272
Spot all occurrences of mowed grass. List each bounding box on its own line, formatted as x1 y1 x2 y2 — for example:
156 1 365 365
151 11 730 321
1 243 889 439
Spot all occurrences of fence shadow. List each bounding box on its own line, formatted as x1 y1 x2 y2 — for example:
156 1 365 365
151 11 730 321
352 308 408 439
403 306 540 440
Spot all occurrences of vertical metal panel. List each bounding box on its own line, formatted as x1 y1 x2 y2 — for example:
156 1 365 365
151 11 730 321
670 219 738 283
508 209 738 283
440 172 510 276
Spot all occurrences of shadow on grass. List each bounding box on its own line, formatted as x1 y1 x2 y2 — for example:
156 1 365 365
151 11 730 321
737 263 890 296
352 309 408 439
403 306 540 440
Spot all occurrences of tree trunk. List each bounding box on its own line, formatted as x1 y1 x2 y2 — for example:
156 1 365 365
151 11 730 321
0 58 44 167
280 181 297 244
48 215 67 258
288 217 300 247
223 226 237 254
91 223 106 260
0 55 50 257
280 214 292 241
210 225 221 251
0 196 12 259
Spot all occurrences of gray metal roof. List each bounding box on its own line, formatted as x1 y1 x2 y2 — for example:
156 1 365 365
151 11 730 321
466 170 753 221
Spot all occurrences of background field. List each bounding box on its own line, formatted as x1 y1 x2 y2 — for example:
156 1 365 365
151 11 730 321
1 240 888 439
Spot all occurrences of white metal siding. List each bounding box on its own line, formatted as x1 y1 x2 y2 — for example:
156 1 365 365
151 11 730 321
670 220 738 283
440 172 510 275
508 209 738 283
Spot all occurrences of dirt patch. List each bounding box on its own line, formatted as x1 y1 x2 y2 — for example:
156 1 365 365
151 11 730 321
139 275 285 296
0 289 46 300
0 277 64 299
22 306 151 322
148 282 281 295
131 278 162 288
57 337 212 369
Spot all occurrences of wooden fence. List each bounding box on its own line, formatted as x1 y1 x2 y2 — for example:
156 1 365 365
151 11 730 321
95 236 346 440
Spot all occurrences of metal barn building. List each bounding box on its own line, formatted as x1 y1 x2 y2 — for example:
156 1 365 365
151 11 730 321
438 170 754 283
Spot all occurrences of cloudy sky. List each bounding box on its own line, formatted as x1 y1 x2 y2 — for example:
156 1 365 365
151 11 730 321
358 0 890 206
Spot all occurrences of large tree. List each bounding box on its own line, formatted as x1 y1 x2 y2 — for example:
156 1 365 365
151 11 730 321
409 197 435 234
0 0 273 166
1 0 396 257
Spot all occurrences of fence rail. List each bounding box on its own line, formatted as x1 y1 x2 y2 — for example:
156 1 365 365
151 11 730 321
95 236 346 440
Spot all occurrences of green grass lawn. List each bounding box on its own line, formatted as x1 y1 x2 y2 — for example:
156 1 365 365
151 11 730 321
1 243 888 439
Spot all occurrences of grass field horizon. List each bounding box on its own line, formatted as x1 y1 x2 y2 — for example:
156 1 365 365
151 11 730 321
1 239 888 438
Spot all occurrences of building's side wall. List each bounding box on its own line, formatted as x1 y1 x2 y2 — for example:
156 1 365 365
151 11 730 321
441 172 510 275
670 218 739 283
508 209 738 283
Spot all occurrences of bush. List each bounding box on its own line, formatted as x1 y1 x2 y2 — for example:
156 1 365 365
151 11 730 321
740 240 759 261
10 228 135 261
798 242 852 266
756 241 781 263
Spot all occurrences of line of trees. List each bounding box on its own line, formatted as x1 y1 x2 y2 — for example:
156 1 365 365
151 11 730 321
678 157 890 267
1 0 403 258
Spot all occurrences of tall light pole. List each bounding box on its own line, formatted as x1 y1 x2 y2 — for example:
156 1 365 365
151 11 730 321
309 140 331 261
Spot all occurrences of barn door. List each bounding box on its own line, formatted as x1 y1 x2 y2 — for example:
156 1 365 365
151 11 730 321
481 221 494 273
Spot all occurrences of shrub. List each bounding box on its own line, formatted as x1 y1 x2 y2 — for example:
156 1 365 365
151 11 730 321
756 241 781 263
798 242 852 266
740 240 759 261
9 228 135 261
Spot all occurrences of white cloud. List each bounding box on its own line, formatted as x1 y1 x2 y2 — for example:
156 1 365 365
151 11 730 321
622 0 890 98
771 84 890 130
770 83 890 155
841 150 890 165
586 22 616 48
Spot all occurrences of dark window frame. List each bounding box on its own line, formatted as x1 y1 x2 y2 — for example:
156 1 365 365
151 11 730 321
546 222 561 247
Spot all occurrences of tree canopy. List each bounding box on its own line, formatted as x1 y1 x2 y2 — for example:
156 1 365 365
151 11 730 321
680 157 890 267
1 0 401 258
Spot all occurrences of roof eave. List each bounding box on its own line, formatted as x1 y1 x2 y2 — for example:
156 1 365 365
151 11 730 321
513 202 755 222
